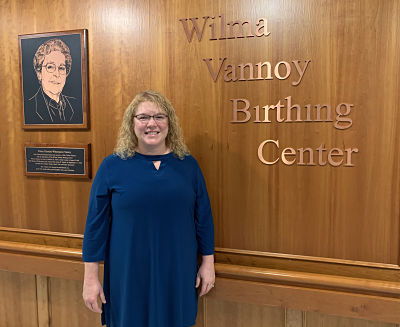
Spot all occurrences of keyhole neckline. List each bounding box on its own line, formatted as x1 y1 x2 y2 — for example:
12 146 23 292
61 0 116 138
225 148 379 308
134 151 174 161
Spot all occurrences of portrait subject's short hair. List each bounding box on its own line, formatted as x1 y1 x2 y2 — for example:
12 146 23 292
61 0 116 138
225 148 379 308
115 90 190 159
33 39 72 75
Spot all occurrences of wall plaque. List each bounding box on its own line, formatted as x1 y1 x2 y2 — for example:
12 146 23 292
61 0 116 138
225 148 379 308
24 144 91 178
19 29 89 129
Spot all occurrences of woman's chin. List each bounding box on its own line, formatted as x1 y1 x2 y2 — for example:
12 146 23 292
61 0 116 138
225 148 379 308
141 140 165 148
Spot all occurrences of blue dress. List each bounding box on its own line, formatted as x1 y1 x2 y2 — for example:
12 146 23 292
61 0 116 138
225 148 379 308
82 152 214 327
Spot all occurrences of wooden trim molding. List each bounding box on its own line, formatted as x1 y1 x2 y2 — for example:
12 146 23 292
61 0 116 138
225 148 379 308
0 240 81 260
0 252 85 280
0 227 83 247
2 227 400 323
1 228 399 273
215 247 400 282
216 263 400 298
216 247 400 270
1 227 400 281
1 237 400 298
0 227 85 280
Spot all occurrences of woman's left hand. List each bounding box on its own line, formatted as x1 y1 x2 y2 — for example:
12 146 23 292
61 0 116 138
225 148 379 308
195 255 215 296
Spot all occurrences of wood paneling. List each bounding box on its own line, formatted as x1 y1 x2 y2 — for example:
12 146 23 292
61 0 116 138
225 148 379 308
210 277 400 324
0 270 38 327
49 277 100 327
36 275 50 327
0 251 83 280
0 0 152 233
286 309 304 327
206 297 286 327
1 270 399 326
2 229 400 299
1 0 399 265
305 312 398 327
2 227 400 285
3 236 400 324
156 0 400 264
1 0 400 325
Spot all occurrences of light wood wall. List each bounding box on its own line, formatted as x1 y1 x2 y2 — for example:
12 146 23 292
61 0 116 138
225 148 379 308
1 0 400 325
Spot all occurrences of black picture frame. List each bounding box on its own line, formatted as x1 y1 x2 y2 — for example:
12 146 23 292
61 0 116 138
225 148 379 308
19 29 89 129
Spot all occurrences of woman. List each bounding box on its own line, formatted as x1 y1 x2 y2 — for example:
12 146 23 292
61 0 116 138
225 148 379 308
27 38 78 124
82 90 215 327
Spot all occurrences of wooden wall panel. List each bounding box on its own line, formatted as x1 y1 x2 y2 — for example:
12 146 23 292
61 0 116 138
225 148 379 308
0 0 151 233
49 277 100 327
36 276 50 327
205 297 286 327
147 0 400 264
0 270 38 327
305 312 398 327
0 270 399 326
4 0 398 264
210 277 400 324
1 0 400 325
0 0 399 265
286 309 304 327
203 298 400 327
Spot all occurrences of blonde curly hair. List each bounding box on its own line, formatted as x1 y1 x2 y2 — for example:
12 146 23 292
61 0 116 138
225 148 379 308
114 90 189 159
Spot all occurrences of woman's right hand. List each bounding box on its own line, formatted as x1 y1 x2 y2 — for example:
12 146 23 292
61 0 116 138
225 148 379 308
83 277 106 313
82 262 106 313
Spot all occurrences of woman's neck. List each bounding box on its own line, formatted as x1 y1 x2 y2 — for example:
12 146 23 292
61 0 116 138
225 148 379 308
137 145 170 156
42 87 61 103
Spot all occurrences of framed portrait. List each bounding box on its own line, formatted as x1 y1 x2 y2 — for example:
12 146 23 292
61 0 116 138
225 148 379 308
19 29 89 129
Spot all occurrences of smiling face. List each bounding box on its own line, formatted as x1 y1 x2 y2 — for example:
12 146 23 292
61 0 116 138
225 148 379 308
37 51 67 101
134 101 169 153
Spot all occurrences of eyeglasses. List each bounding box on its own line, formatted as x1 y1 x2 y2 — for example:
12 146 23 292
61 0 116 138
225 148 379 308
134 114 168 123
43 63 67 75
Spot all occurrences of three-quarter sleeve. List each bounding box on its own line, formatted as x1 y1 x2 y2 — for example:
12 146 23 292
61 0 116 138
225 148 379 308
194 162 215 255
82 158 112 262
